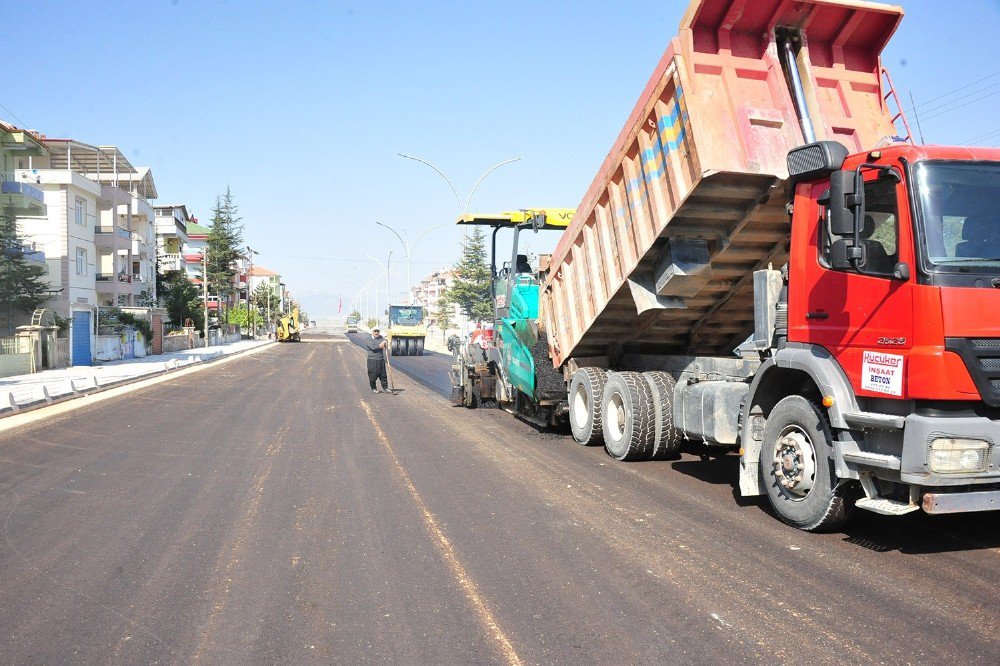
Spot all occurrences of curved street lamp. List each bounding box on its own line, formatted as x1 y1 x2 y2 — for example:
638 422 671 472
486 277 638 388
375 220 450 305
363 251 393 326
398 154 523 217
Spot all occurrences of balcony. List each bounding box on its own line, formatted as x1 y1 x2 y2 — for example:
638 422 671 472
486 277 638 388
131 231 152 256
161 253 184 271
94 224 130 250
95 272 141 295
1 178 46 216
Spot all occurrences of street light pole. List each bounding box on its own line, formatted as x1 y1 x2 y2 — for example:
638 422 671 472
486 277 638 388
376 220 450 305
363 253 393 327
246 245 258 338
398 153 523 216
202 252 209 348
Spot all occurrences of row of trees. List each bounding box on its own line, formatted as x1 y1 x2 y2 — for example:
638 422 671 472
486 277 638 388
160 187 291 333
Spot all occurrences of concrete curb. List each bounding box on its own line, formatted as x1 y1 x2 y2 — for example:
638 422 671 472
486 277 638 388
0 342 276 421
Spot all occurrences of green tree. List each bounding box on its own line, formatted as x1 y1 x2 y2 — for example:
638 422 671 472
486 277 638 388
434 296 453 331
441 226 492 322
161 270 204 331
205 187 244 322
253 282 280 321
0 206 49 333
226 306 250 329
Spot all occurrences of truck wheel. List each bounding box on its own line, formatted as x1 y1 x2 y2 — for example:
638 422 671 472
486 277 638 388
569 367 607 446
759 395 852 531
601 371 655 461
643 371 681 459
408 338 418 356
415 338 424 356
390 338 401 356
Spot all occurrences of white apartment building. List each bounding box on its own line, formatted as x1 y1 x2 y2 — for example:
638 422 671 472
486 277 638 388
154 204 191 274
411 268 463 329
15 138 159 312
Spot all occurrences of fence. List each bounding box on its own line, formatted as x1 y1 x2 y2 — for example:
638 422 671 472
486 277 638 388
0 336 33 378
94 330 148 363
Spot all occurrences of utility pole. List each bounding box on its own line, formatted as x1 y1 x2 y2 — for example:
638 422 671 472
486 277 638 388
386 250 393 324
202 252 209 348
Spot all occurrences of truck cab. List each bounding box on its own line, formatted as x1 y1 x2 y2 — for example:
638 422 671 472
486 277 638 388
764 142 1000 518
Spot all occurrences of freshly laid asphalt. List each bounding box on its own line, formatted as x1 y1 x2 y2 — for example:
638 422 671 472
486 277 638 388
0 327 997 664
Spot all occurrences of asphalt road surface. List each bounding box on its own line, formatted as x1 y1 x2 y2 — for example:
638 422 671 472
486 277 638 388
0 329 997 664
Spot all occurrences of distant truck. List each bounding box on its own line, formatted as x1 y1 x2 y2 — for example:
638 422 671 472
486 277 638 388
345 314 360 333
276 308 301 342
387 305 426 356
450 0 1000 530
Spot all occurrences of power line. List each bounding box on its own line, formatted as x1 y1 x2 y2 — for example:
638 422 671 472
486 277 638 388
921 88 1000 121
904 70 1000 113
0 99 29 128
910 80 1000 118
264 251 441 265
958 129 1000 146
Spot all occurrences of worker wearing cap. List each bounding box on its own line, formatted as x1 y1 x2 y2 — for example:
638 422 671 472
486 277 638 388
364 328 389 393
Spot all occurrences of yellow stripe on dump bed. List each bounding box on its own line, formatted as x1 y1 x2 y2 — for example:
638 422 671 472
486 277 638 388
457 208 575 229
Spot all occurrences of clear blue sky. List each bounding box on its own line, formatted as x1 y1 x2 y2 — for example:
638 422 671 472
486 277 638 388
4 0 998 318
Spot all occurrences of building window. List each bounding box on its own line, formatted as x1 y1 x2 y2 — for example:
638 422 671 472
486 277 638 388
76 198 87 226
76 247 87 275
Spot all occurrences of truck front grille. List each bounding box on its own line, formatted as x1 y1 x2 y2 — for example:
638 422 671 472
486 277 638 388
946 338 1000 407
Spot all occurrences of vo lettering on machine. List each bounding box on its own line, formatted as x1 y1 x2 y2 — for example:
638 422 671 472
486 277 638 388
862 351 904 396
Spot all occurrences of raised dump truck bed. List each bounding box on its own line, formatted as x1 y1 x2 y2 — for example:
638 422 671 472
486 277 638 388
542 0 903 365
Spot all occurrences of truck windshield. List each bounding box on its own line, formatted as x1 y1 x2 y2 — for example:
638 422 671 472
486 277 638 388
389 306 423 325
914 161 1000 271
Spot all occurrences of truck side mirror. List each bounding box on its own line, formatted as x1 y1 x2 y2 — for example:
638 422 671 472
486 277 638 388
830 238 865 270
829 170 860 236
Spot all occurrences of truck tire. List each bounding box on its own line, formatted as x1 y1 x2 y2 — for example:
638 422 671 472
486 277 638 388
759 395 852 531
601 371 655 461
415 338 424 356
643 371 681 459
390 338 399 356
569 367 607 446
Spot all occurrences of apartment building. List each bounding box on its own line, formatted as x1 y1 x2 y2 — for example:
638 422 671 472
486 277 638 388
154 204 191 274
411 268 463 329
1 122 48 332
14 136 159 312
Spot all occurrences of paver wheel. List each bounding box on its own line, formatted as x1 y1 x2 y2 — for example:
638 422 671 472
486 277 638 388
760 395 853 531
643 371 681 459
601 371 655 461
415 338 425 356
390 337 401 356
569 367 608 446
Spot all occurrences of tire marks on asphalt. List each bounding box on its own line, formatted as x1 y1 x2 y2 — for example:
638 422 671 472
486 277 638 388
358 399 524 666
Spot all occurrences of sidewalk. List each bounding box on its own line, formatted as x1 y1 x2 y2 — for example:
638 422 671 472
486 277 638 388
0 338 274 415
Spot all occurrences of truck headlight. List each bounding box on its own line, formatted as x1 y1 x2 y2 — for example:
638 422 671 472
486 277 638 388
928 438 990 474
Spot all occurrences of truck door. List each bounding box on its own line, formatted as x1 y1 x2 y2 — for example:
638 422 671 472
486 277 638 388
791 171 915 399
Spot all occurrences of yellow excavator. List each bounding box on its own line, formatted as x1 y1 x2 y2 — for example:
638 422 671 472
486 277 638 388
276 307 301 342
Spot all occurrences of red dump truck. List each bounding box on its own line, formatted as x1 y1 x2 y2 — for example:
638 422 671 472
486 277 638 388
459 0 1000 530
